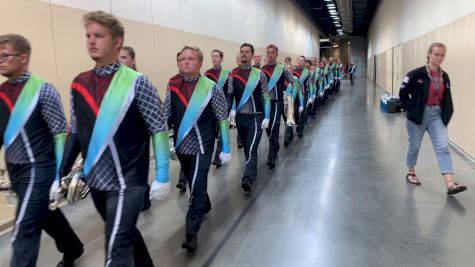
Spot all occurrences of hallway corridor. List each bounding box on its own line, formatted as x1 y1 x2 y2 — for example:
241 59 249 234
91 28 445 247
1 79 474 267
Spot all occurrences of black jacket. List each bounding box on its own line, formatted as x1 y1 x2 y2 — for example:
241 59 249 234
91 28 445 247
399 66 453 125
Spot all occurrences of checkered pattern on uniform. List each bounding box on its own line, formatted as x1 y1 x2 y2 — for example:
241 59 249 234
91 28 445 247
86 147 120 191
165 80 228 155
6 74 67 164
95 62 120 75
135 75 167 134
40 83 67 134
5 136 29 163
210 84 228 121
228 67 269 115
5 72 31 164
177 128 201 155
8 72 30 84
70 62 166 190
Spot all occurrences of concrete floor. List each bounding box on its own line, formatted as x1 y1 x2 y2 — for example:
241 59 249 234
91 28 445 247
0 79 474 267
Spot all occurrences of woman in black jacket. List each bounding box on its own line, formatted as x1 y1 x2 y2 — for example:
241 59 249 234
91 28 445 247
399 42 467 195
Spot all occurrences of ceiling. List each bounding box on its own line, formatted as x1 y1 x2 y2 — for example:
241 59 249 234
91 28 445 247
293 0 380 37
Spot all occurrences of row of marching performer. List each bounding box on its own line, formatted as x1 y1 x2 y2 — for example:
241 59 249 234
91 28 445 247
280 55 345 148
0 10 347 267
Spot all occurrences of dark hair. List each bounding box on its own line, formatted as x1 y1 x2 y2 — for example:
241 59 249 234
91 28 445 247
176 51 181 61
305 60 312 65
240 43 254 54
0 34 31 56
299 55 306 61
284 56 291 62
266 44 278 53
121 46 137 70
211 49 224 58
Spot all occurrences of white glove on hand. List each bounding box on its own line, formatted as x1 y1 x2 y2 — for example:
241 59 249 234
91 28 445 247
150 181 170 201
307 98 314 105
299 106 304 113
49 180 60 202
219 152 232 164
229 110 236 121
261 118 270 129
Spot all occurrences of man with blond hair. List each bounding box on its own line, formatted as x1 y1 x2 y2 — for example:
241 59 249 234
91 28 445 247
0 33 83 267
60 11 170 266
165 46 231 254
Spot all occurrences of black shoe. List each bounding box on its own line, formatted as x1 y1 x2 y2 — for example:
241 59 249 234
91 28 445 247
267 160 275 169
298 132 303 138
212 158 222 168
238 143 243 149
57 247 84 267
176 181 187 191
284 140 289 147
241 178 252 194
181 236 198 255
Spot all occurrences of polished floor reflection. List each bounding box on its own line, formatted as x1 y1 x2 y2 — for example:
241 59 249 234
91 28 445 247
0 79 474 267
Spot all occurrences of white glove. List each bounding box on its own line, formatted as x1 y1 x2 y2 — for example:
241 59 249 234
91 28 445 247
299 106 304 113
219 152 232 164
307 98 313 105
261 118 270 129
229 110 236 121
150 181 170 201
319 92 324 97
49 180 60 202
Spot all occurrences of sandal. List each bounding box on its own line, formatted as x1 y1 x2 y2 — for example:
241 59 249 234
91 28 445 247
447 182 467 195
406 173 421 185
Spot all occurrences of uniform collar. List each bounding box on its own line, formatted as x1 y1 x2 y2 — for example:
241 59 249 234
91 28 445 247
239 63 252 70
8 71 31 84
180 73 201 82
94 62 121 76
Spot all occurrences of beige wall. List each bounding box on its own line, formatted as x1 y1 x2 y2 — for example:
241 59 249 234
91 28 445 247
370 9 475 158
368 0 475 57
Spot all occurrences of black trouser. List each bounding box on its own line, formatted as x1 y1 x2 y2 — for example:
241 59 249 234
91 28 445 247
336 79 341 93
308 95 317 117
7 163 83 267
350 74 354 85
213 136 222 162
236 113 263 181
302 91 309 125
266 100 283 162
177 153 212 239
90 185 153 267
284 100 302 144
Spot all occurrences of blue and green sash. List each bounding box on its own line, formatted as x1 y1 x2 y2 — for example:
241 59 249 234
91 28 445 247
266 64 284 91
175 76 215 148
4 75 44 150
217 69 229 90
298 69 309 85
237 67 261 111
83 65 140 175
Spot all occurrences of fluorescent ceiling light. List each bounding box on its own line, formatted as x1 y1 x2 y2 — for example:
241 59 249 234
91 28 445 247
328 6 336 9
327 4 336 7
320 38 330 42
333 44 339 48
324 0 332 2
329 10 337 14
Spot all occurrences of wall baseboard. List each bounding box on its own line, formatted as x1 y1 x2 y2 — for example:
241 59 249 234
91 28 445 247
449 139 475 165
